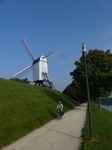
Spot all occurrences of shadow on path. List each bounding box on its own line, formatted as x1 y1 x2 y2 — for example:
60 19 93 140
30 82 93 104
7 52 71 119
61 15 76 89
44 126 81 140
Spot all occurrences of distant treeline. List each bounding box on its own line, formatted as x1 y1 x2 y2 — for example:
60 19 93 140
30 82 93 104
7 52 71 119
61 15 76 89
10 78 31 84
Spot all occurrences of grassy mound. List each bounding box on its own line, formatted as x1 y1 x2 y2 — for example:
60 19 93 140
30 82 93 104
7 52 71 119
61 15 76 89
82 105 112 150
0 78 79 148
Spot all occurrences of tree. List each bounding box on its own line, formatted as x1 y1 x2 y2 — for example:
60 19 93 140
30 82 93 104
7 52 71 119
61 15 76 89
63 80 87 103
69 49 112 110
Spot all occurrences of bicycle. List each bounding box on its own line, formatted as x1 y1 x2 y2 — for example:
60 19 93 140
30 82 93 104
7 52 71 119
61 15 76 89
57 109 63 121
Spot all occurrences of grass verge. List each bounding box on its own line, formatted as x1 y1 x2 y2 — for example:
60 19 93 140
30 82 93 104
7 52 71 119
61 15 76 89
82 104 112 150
0 78 79 149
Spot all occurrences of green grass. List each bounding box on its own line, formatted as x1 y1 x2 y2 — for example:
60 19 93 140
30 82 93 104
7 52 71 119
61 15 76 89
82 104 112 150
0 78 79 149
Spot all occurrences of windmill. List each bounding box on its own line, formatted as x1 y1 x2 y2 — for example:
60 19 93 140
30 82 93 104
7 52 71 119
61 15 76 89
13 38 54 89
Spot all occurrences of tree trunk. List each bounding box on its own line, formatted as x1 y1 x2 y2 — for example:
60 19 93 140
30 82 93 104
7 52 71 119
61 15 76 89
98 97 101 111
94 98 96 106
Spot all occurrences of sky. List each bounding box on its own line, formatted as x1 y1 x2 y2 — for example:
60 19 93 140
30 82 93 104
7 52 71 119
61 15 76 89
0 0 112 92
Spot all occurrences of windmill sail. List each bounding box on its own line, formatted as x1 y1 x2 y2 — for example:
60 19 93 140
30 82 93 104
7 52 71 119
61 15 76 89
45 51 53 58
12 65 32 78
22 38 35 61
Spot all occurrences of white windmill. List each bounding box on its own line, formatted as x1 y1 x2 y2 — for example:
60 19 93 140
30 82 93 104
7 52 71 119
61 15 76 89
13 38 54 88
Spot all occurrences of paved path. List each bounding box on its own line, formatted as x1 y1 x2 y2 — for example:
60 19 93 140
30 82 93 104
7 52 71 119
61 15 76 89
2 103 87 150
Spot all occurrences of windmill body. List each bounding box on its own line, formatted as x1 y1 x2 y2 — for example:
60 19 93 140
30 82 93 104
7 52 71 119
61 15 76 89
33 55 48 82
13 38 54 88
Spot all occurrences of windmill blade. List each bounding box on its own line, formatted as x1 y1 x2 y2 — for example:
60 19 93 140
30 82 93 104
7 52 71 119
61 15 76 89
45 51 53 59
12 65 32 78
22 38 35 61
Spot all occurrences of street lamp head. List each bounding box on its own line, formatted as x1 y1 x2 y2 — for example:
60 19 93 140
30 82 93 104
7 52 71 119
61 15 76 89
82 43 86 52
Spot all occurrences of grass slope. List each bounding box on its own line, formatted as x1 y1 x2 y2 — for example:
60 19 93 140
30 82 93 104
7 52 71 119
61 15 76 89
82 105 112 150
0 78 79 149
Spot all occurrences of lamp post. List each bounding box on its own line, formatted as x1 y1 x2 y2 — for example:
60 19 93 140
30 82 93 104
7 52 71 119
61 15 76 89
82 43 93 140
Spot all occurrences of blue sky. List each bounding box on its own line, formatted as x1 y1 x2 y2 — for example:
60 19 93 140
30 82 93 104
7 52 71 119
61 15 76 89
0 0 112 92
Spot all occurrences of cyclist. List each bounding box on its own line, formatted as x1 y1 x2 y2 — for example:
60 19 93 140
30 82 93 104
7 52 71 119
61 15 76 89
56 101 63 116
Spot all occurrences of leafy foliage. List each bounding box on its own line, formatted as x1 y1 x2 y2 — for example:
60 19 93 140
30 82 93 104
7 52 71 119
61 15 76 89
63 49 112 103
